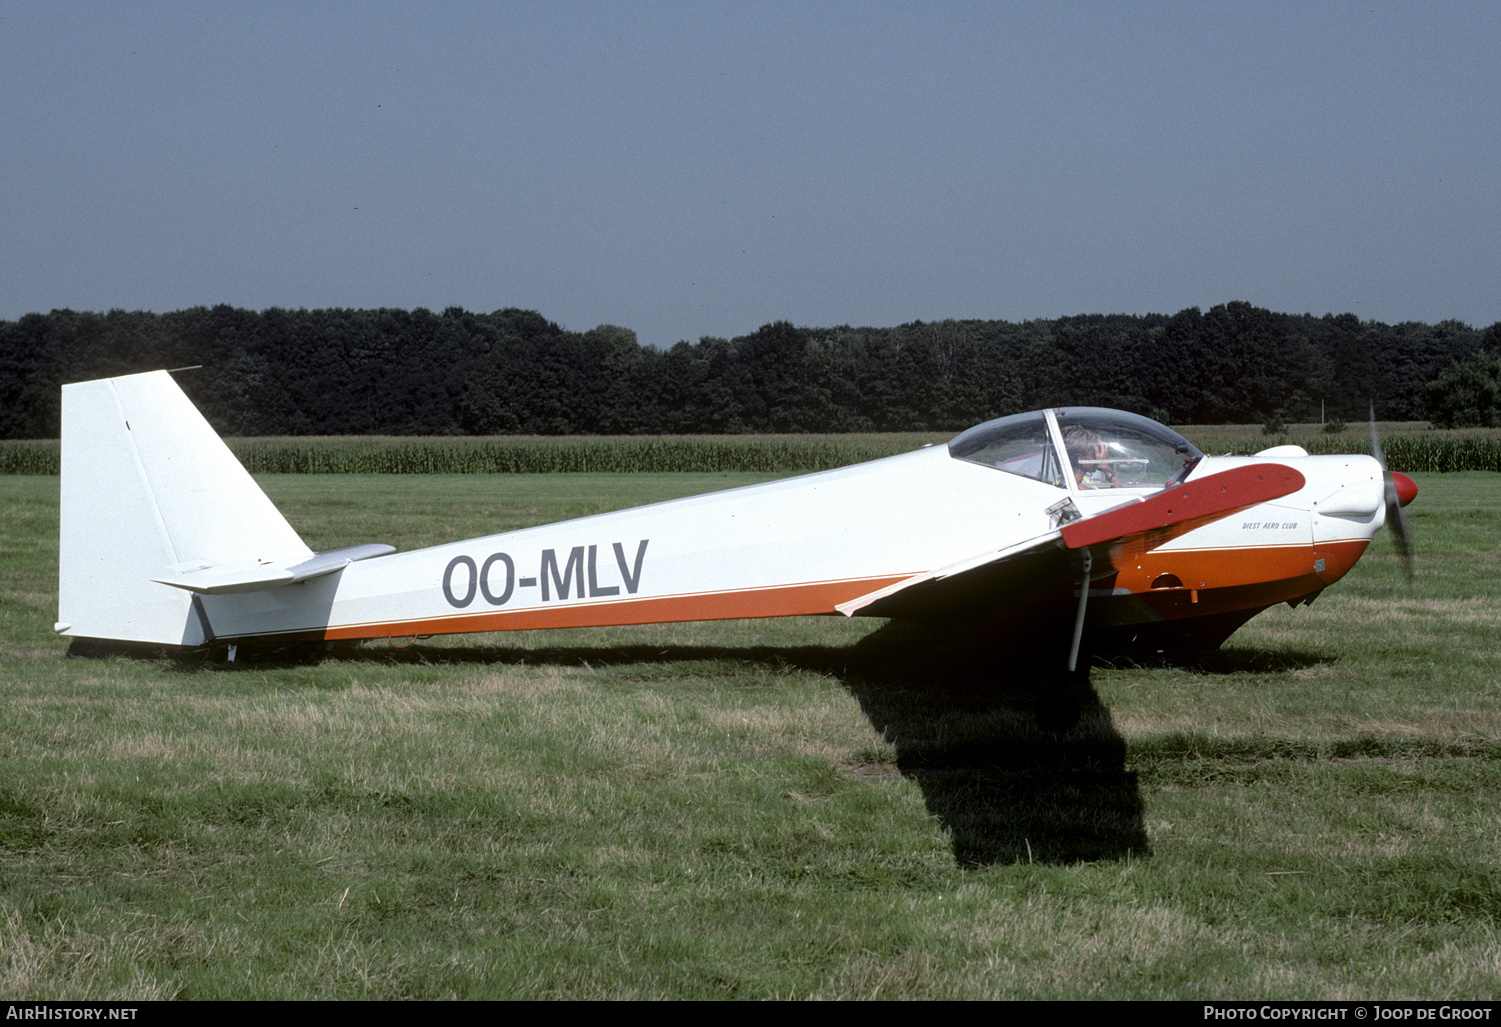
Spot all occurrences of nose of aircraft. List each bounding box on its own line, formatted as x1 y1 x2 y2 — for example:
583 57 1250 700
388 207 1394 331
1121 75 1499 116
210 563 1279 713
1393 472 1418 507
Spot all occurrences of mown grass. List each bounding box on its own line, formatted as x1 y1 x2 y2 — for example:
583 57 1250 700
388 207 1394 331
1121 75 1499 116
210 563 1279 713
1 473 1498 999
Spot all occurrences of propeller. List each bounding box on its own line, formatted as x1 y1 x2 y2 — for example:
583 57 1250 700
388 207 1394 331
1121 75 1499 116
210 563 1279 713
1369 403 1417 580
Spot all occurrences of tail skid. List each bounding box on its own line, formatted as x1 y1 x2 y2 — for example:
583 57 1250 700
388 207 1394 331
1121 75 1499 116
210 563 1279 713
57 371 387 647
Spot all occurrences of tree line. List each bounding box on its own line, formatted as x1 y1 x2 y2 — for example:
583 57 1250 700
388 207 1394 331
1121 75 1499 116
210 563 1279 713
0 301 1494 438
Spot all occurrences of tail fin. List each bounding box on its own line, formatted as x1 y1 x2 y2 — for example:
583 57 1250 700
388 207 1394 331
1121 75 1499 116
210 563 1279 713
57 370 313 647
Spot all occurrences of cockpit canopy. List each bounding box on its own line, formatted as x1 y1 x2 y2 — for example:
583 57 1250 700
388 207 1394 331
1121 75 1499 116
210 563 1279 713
948 407 1203 491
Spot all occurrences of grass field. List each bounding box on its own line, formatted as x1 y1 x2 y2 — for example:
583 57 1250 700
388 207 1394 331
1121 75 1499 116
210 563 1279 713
2 471 1499 999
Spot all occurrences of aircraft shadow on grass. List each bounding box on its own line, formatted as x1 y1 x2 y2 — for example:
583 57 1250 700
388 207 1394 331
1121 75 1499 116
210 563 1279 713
73 626 1323 867
340 627 1153 866
204 624 1162 865
821 620 1154 867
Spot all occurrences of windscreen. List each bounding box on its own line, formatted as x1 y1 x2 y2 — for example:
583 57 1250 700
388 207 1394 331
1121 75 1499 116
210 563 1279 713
947 412 1063 487
1054 408 1203 490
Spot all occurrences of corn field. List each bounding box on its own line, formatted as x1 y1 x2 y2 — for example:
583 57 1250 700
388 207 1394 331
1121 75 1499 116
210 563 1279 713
229 436 941 474
4 429 1499 475
1188 427 1501 472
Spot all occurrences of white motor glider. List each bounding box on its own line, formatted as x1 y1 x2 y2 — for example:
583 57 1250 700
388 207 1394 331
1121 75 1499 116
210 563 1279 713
57 371 1416 679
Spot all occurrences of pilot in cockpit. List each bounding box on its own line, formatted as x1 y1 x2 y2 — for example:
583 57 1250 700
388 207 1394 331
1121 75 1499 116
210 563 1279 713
1062 425 1117 489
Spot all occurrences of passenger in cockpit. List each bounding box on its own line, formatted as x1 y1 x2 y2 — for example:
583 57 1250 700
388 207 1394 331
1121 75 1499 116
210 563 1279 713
1062 425 1117 489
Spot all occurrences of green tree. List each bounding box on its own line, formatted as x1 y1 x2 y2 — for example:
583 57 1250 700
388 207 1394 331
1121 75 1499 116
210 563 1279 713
1425 343 1501 428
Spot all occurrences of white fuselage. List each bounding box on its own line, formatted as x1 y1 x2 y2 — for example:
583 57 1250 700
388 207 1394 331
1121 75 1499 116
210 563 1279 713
200 447 1059 642
199 448 1388 645
56 372 1399 653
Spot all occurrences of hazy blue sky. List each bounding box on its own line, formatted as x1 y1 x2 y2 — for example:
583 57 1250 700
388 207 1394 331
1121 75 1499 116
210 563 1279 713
4 1 1497 347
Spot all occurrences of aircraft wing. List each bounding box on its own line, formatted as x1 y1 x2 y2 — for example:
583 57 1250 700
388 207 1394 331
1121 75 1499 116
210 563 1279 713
1059 463 1305 567
837 463 1305 622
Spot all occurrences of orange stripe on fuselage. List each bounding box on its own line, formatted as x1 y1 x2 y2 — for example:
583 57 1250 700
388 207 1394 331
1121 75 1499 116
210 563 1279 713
229 540 1374 645
1103 538 1370 622
315 574 914 643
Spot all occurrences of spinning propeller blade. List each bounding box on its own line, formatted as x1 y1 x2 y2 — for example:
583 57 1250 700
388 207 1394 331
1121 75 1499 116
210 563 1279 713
1370 403 1416 580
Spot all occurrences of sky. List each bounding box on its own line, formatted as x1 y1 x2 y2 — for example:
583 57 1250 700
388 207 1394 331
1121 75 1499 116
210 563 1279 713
3 1 1498 348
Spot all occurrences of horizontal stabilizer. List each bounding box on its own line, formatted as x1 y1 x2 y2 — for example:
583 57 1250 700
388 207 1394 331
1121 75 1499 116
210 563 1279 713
155 544 396 595
58 370 395 644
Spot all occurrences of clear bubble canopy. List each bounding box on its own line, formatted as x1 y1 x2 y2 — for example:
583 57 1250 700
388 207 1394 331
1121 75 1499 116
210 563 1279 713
948 407 1204 491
